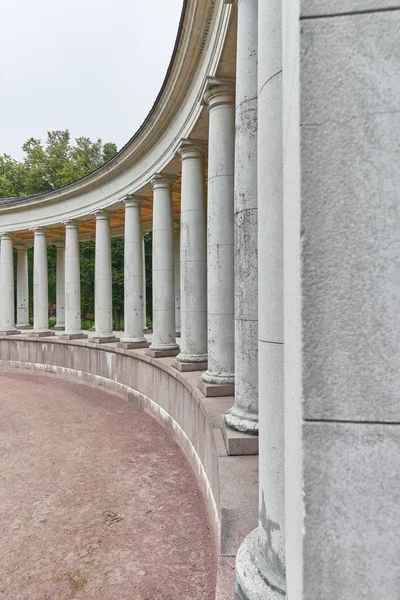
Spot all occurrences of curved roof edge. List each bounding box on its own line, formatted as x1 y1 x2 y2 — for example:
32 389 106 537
0 0 213 208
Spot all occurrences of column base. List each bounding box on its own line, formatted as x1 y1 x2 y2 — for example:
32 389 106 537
222 421 259 456
91 335 119 344
16 324 32 330
0 329 21 335
118 339 150 349
172 359 208 372
235 529 285 600
52 326 65 331
61 333 88 340
201 369 234 386
197 378 234 398
224 405 259 435
144 328 152 334
88 327 95 331
27 330 55 337
146 347 180 358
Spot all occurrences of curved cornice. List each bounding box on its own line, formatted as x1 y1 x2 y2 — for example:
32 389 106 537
0 0 232 228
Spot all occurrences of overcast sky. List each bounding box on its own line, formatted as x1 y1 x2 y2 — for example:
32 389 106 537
0 0 184 160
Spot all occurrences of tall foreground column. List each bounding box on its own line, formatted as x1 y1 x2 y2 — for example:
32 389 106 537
225 0 259 434
175 140 207 370
15 245 30 329
0 234 18 333
147 174 179 357
93 211 116 342
235 0 285 597
63 221 84 338
53 243 65 330
201 78 235 392
31 228 54 336
284 3 400 599
173 221 181 335
119 196 148 349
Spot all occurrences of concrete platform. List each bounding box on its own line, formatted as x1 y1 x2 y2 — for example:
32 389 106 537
222 421 259 456
146 348 179 358
172 359 208 372
198 378 235 397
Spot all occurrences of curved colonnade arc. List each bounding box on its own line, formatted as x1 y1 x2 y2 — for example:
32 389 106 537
1 0 398 599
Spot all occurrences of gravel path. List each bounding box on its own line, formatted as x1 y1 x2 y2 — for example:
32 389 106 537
0 370 216 600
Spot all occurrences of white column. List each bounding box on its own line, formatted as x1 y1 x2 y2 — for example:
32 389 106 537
119 196 148 349
15 245 30 329
63 221 84 338
0 234 18 333
201 78 235 390
147 174 179 357
142 233 147 330
225 0 258 434
173 221 181 335
175 140 208 368
93 211 116 342
53 243 65 329
31 228 54 336
235 0 285 598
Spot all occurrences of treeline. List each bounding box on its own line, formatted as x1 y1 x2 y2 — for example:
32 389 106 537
0 130 152 327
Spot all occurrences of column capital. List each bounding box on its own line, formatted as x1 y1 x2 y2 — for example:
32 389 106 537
150 173 179 191
62 218 84 229
29 226 50 235
14 243 28 251
53 241 65 248
91 209 113 221
122 193 147 208
0 232 13 241
177 138 207 161
202 76 235 109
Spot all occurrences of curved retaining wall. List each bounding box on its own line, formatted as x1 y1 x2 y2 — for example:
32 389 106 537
0 335 258 598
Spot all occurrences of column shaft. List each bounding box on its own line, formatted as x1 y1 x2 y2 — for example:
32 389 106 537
0 234 17 332
235 0 285 597
94 212 115 340
15 246 30 328
226 0 259 434
54 244 65 329
201 79 235 386
142 234 147 330
119 198 148 348
173 223 181 334
176 141 207 365
64 223 83 336
32 229 53 334
147 174 179 356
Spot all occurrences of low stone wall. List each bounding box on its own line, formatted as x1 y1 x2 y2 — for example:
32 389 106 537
0 335 258 599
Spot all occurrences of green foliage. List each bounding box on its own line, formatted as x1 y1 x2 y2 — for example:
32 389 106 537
80 241 95 318
0 130 118 198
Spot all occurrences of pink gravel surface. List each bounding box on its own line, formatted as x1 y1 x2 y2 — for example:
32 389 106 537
0 369 216 599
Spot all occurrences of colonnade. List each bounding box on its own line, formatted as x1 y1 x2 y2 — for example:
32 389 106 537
0 1 284 598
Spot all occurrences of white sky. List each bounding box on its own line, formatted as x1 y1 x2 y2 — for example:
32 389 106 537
0 0 184 160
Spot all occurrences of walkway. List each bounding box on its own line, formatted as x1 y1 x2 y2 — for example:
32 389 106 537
0 370 216 600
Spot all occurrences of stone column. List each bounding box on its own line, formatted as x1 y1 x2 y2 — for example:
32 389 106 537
142 233 147 330
63 221 85 339
235 0 285 598
0 234 18 334
147 174 179 358
200 78 235 396
53 243 65 330
119 196 149 349
93 211 117 342
173 221 181 335
15 245 30 329
31 228 54 336
224 0 258 434
174 140 208 371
